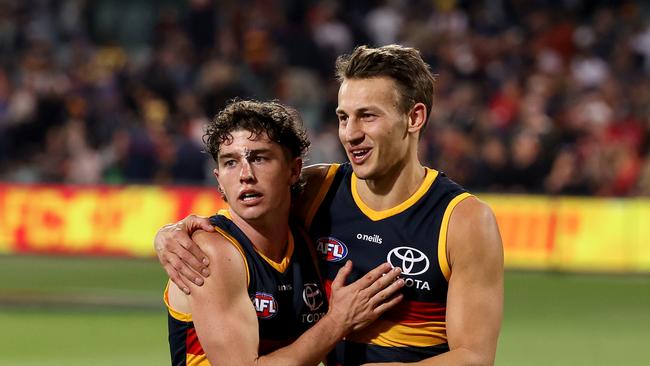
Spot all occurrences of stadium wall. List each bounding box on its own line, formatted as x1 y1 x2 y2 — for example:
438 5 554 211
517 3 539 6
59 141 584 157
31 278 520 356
1 183 648 273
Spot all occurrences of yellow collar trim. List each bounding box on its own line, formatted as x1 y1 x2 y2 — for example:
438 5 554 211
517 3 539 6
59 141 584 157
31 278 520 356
351 168 439 221
254 231 294 273
218 209 294 273
218 208 232 219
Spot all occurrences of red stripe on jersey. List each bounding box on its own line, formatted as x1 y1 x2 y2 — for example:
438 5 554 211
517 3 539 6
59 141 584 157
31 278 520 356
383 300 446 323
324 279 333 300
186 328 205 355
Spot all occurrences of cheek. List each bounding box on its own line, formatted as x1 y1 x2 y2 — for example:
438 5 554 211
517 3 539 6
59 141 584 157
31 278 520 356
217 174 235 193
338 126 346 142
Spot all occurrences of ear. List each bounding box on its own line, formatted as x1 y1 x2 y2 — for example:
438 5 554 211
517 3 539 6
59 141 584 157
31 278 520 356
407 102 428 134
213 168 227 201
289 157 303 185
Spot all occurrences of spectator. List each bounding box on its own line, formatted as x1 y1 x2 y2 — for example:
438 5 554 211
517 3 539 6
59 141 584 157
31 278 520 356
0 0 648 198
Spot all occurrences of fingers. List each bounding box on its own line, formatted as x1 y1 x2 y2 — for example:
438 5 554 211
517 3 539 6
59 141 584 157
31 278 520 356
185 215 215 233
176 244 207 273
363 266 402 298
351 262 393 290
173 255 205 286
175 235 210 275
331 260 353 290
369 275 404 308
371 292 404 316
155 216 213 295
164 262 193 295
182 215 213 267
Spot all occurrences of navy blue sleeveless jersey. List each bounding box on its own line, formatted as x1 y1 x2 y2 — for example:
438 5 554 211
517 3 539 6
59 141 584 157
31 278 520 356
305 163 471 364
165 210 328 365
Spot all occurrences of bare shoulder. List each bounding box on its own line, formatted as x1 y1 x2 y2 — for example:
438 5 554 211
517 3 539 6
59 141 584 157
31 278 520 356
191 230 247 278
447 196 503 268
293 163 335 219
302 164 333 190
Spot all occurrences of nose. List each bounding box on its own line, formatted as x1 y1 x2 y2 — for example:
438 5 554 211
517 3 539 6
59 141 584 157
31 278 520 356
239 160 256 183
342 118 364 145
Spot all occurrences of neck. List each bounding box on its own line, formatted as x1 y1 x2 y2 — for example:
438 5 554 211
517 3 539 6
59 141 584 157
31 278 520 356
356 153 426 211
228 207 290 263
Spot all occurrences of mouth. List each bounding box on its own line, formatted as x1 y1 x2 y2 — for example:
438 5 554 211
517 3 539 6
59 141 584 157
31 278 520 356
238 190 263 204
348 148 371 164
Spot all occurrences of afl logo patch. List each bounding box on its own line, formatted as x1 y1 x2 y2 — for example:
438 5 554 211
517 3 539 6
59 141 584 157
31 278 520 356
252 292 278 319
387 246 430 276
316 237 348 262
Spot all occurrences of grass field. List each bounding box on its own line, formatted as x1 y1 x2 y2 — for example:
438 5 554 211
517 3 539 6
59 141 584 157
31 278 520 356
1 255 649 365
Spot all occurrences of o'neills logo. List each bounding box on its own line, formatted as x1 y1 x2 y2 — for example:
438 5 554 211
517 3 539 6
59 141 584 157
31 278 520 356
252 292 278 319
356 233 382 244
316 237 348 262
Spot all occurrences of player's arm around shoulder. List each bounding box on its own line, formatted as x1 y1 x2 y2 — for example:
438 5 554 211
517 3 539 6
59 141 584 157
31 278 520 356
185 230 262 365
291 164 334 222
444 196 504 366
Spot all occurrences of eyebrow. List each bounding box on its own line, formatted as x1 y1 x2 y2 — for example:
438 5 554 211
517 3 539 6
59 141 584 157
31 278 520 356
336 107 378 115
218 148 273 160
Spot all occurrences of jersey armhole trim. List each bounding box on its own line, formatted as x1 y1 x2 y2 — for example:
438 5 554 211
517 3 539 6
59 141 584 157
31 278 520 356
438 192 473 281
213 226 250 286
305 163 340 230
164 281 193 322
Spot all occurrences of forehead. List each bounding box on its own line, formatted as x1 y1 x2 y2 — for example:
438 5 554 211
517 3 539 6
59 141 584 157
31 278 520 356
218 129 278 153
337 77 399 112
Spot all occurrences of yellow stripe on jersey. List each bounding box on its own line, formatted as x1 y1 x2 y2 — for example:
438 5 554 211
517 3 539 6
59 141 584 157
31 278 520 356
164 281 192 322
438 192 473 281
252 230 294 273
347 319 448 348
186 353 210 366
216 209 293 273
218 208 232 219
305 164 340 231
351 168 439 221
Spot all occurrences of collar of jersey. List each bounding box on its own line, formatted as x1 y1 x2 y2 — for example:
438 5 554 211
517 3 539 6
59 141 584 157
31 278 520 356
351 167 439 221
218 209 294 273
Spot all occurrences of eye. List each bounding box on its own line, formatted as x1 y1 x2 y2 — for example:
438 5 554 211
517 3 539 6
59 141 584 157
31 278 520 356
250 154 270 164
223 160 237 168
337 114 348 124
361 113 376 121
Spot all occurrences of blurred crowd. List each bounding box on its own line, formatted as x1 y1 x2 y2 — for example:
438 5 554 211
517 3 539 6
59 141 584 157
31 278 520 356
1 0 650 196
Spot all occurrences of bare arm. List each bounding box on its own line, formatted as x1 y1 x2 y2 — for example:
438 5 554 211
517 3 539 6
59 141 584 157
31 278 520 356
154 215 214 293
365 197 504 366
188 230 405 366
291 164 331 223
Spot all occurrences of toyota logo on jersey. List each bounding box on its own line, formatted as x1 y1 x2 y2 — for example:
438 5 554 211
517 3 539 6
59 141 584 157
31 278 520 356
316 237 348 262
252 292 278 319
387 246 430 276
302 283 324 312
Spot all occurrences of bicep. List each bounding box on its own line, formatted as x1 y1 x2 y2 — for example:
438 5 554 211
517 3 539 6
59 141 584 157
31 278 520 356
445 198 504 363
188 233 260 365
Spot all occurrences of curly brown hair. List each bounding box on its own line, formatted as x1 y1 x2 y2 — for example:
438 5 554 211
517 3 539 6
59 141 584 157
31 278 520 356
204 99 310 163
